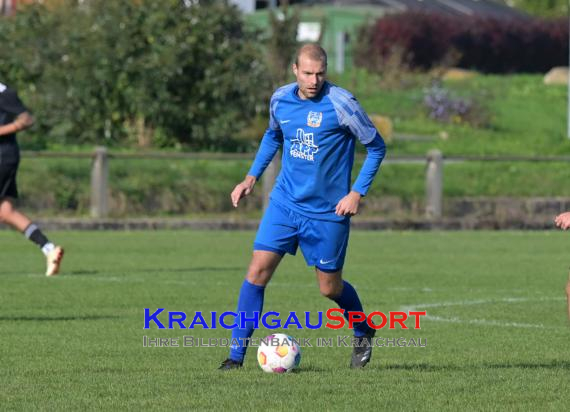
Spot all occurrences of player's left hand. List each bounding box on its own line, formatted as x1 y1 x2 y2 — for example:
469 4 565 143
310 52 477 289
335 191 362 217
555 212 570 230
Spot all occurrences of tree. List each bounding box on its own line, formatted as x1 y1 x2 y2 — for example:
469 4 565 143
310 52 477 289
266 5 300 87
0 0 271 150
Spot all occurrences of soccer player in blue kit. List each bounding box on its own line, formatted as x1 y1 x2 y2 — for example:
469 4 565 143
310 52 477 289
219 44 386 369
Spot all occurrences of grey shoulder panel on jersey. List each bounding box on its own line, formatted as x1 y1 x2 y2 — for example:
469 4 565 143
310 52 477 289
327 84 377 144
269 83 296 130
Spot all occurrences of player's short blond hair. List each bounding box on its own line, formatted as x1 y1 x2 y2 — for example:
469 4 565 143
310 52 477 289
295 44 327 67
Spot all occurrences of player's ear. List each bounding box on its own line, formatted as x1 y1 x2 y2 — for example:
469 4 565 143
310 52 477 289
292 64 298 76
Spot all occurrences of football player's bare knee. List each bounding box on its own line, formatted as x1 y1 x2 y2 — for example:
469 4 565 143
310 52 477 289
0 199 14 223
317 270 343 299
245 251 281 286
319 284 339 299
246 267 274 286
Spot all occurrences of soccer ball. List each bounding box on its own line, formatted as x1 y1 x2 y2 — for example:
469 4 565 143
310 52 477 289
257 333 301 373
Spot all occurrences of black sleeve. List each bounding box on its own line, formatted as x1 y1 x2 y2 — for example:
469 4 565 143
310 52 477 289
0 88 28 116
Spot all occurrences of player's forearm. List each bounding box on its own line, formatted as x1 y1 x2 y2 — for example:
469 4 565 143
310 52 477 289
248 129 283 179
243 175 257 187
352 133 386 196
0 112 34 137
0 122 19 136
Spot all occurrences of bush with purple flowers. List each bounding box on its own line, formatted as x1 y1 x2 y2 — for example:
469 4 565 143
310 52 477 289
423 82 489 127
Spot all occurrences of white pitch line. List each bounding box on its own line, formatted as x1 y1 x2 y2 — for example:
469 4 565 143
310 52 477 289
420 315 550 329
402 297 566 329
387 287 435 292
386 287 541 294
53 276 192 286
401 296 565 310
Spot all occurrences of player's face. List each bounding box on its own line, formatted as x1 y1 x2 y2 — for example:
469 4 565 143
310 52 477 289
293 55 327 100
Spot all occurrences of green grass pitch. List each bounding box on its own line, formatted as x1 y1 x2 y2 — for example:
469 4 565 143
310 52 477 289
0 230 569 410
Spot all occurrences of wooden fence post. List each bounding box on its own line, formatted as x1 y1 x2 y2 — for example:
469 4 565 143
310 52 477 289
91 146 109 218
426 149 443 219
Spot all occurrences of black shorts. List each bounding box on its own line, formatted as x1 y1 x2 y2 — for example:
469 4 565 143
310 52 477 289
0 161 19 199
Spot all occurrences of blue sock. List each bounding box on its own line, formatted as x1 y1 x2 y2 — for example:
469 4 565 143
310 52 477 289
331 280 372 337
228 280 265 362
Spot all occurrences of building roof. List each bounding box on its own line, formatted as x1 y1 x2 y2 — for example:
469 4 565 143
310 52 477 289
298 0 527 19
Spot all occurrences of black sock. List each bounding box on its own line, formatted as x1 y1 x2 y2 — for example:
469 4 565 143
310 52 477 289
24 223 49 248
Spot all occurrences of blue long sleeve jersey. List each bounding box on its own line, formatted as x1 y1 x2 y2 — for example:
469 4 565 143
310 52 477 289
248 81 386 222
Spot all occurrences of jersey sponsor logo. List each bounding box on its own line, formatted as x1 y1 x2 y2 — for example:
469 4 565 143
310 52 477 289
290 128 318 162
280 119 291 124
307 111 322 128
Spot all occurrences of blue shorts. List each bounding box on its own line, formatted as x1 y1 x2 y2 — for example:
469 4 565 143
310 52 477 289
254 201 350 272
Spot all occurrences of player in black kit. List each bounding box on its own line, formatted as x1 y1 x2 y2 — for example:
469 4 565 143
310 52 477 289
0 82 64 276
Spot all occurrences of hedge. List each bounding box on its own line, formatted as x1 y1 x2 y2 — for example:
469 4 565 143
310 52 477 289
356 12 568 73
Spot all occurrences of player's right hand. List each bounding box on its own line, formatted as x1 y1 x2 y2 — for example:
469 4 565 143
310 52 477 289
231 175 257 208
555 212 570 230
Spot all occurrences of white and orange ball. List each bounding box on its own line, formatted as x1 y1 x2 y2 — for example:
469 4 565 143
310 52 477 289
257 333 301 373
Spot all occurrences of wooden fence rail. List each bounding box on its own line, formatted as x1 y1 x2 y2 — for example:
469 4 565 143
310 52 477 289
21 148 570 219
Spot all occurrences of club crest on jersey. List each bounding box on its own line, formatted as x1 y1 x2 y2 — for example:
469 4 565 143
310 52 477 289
307 111 322 128
290 128 319 162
